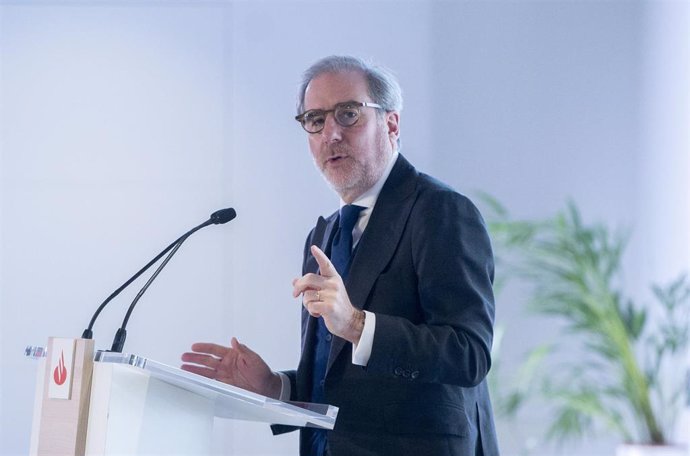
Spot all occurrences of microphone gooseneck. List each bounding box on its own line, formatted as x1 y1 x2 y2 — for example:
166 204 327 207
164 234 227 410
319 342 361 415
109 225 201 353
81 235 184 340
81 208 236 346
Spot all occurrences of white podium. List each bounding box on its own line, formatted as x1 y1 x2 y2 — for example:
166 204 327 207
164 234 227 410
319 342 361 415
26 338 337 456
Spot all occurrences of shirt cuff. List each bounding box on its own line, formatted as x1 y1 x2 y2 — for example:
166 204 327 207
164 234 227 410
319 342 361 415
277 372 291 401
352 310 375 366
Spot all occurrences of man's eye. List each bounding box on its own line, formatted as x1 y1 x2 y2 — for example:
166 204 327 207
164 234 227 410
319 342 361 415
305 112 325 125
336 107 359 125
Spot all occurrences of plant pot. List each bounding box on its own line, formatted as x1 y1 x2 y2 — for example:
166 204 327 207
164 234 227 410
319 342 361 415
616 444 688 456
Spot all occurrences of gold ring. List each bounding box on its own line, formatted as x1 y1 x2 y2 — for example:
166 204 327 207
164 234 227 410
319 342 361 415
316 290 321 301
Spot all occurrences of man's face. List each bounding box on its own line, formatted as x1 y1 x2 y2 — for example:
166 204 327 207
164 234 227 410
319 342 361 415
302 71 399 203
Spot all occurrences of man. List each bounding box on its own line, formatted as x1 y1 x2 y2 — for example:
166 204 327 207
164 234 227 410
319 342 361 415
181 55 499 456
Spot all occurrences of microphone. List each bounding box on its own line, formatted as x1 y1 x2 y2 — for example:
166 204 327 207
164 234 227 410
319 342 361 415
109 207 236 352
81 208 236 343
211 207 237 225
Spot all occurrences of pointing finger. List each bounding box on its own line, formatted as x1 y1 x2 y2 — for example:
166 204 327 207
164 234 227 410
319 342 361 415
311 245 338 278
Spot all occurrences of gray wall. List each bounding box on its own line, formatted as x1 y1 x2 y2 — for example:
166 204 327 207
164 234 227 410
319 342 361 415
1 1 687 455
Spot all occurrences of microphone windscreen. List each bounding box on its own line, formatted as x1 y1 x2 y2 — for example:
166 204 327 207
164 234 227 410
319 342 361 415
210 207 237 225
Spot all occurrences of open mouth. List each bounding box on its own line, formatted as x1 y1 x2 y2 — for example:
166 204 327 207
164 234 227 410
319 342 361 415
325 155 347 165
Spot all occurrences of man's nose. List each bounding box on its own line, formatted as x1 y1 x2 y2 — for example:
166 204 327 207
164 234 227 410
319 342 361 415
320 112 343 142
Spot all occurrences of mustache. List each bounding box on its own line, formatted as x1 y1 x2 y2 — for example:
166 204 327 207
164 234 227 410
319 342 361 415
324 143 351 156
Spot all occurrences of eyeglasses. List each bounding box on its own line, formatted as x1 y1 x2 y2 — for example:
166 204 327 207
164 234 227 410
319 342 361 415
295 101 383 134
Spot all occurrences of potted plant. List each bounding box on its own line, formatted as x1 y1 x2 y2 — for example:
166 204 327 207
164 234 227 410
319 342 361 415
484 198 689 456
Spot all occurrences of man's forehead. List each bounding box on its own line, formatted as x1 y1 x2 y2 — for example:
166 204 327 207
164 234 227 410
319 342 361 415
304 70 370 110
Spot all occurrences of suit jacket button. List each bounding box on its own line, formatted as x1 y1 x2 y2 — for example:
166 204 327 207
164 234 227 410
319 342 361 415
411 371 420 379
402 370 410 378
394 367 403 376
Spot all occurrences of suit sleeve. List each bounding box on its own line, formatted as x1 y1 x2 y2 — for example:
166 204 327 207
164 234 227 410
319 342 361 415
365 191 495 387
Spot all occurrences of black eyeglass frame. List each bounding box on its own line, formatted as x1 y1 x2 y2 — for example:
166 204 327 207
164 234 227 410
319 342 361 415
295 101 383 133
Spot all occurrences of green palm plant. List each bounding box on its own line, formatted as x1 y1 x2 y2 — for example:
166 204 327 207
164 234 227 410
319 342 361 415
484 197 689 444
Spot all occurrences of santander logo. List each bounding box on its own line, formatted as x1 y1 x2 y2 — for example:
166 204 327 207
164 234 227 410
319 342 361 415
48 339 75 399
53 350 68 386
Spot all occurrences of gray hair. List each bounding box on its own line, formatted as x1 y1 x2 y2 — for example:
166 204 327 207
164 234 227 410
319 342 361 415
296 55 403 116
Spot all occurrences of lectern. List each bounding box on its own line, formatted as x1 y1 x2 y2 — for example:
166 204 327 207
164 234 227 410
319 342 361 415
26 337 337 455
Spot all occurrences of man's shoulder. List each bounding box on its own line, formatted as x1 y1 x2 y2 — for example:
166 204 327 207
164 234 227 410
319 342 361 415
388 155 481 217
413 171 477 211
415 170 456 195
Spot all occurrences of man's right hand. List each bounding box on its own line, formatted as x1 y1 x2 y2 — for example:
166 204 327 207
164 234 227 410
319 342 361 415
181 337 282 399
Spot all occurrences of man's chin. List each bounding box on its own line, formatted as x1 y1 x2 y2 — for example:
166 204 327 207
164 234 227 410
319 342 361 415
323 174 356 196
323 169 351 187
326 177 378 203
327 179 354 195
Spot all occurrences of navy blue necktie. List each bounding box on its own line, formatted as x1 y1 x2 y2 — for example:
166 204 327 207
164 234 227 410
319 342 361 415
308 204 364 456
330 204 365 278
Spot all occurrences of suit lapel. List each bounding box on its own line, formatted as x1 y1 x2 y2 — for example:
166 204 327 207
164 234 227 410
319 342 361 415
301 214 338 355
302 212 338 346
326 155 418 373
298 213 338 399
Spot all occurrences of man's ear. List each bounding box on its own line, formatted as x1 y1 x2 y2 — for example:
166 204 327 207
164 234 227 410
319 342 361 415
386 111 400 142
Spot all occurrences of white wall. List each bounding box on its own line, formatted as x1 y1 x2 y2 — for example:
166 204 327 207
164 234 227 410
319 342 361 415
0 3 239 454
0 1 687 455
636 0 690 446
429 2 643 453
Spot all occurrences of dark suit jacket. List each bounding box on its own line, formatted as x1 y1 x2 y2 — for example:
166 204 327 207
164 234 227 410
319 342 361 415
277 154 499 456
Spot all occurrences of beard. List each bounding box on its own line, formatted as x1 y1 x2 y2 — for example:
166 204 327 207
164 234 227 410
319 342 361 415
314 129 391 201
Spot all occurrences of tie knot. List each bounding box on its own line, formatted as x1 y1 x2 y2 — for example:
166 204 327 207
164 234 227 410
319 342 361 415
339 205 364 233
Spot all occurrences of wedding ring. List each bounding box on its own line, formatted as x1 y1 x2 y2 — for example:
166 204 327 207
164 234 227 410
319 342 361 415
316 290 321 301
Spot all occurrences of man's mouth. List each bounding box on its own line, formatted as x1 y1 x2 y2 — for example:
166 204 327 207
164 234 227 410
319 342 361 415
325 154 347 166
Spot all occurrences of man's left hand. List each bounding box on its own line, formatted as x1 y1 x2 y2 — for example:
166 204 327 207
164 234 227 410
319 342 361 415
292 245 365 344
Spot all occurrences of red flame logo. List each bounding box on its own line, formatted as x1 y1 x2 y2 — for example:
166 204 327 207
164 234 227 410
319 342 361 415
53 350 68 386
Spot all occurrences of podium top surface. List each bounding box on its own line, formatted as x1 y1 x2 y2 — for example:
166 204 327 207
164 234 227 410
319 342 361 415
26 345 337 430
